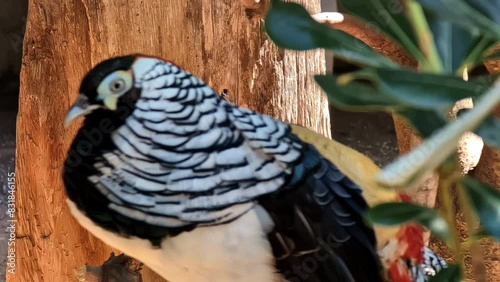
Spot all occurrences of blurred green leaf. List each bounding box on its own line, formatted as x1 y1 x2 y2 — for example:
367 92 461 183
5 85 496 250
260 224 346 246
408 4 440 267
460 37 498 72
426 18 472 73
428 263 462 282
396 109 449 138
423 0 500 72
337 0 422 60
476 116 500 148
318 68 492 137
314 75 405 111
464 0 500 24
323 69 490 110
365 203 432 225
425 13 497 73
469 74 499 94
368 68 489 108
417 0 500 39
461 177 500 239
365 202 449 240
264 1 397 67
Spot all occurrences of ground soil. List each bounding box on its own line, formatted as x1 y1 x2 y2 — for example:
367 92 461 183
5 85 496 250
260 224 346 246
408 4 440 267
330 108 400 167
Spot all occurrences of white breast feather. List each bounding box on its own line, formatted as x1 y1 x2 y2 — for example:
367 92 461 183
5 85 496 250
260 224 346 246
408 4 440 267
67 199 283 282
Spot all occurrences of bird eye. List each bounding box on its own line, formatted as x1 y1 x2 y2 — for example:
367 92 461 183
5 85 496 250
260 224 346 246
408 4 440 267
97 70 133 102
109 79 126 93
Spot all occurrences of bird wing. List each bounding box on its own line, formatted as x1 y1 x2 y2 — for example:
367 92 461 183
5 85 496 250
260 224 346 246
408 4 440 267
256 135 383 282
291 124 399 207
292 124 402 248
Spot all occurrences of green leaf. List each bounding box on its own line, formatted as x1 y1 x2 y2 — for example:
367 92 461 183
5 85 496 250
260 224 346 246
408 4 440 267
325 69 491 110
318 69 492 138
365 203 432 226
425 13 496 74
459 36 498 73
365 202 449 240
428 263 462 282
427 19 470 73
417 0 500 39
264 1 397 68
396 109 449 138
423 1 500 72
464 0 500 24
475 116 500 148
314 75 405 111
337 0 423 62
461 177 500 239
370 68 489 109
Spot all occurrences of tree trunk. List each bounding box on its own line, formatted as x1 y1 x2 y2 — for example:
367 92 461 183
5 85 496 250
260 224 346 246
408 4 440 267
10 0 328 281
469 53 500 282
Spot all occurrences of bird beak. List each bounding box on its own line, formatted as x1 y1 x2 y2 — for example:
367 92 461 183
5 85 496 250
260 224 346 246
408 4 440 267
64 94 95 128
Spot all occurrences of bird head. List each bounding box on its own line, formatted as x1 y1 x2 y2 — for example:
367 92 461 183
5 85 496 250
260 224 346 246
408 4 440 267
64 54 170 128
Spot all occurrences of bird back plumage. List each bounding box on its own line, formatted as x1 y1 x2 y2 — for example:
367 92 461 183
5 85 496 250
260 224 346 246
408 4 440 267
260 141 383 282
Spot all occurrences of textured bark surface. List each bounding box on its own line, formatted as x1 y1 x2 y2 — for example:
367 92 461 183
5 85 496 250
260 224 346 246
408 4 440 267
470 58 500 282
330 15 416 68
11 0 328 281
479 50 500 189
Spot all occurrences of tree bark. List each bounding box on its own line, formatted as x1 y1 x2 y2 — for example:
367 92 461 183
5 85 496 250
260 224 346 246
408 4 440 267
469 52 500 282
11 0 328 281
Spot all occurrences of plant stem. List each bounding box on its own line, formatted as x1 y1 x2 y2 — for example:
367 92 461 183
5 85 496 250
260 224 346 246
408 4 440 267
457 182 487 282
457 37 495 76
362 0 429 69
403 0 443 73
377 77 500 190
438 166 462 265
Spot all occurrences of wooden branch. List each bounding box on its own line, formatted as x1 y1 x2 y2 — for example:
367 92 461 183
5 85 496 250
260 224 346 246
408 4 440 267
471 60 500 281
478 44 500 189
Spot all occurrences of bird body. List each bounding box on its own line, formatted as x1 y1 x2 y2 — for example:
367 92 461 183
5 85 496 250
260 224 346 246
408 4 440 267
63 54 442 282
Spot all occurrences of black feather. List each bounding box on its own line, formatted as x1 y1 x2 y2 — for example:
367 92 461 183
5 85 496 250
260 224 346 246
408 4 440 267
63 110 195 246
260 140 383 282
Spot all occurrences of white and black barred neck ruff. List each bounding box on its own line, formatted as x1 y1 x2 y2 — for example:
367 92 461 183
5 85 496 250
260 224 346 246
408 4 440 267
408 246 447 282
67 57 306 236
